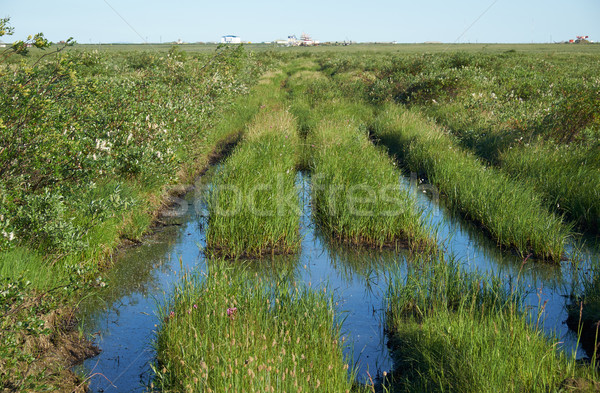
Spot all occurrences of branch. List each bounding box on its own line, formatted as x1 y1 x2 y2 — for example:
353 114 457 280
32 38 75 68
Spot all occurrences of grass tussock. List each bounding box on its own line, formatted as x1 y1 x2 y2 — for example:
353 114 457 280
154 261 359 393
385 255 598 392
206 104 301 258
308 101 433 250
500 142 600 234
372 104 572 261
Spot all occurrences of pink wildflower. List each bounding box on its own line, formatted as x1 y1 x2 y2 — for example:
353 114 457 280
227 307 238 317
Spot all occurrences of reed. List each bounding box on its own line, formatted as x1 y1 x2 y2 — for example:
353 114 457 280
206 104 301 258
372 104 572 261
384 254 598 392
154 261 362 392
307 100 433 250
567 259 600 361
500 142 600 233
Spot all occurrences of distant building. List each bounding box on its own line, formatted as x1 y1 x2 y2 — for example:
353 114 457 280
273 34 320 47
299 33 319 46
275 36 298 46
221 35 241 44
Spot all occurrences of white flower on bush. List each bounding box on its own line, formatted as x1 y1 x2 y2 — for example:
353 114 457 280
96 139 112 152
1 231 15 242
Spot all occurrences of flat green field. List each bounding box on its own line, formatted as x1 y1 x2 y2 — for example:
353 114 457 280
40 41 600 55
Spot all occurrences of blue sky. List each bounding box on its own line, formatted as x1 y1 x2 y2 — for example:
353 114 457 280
2 0 599 44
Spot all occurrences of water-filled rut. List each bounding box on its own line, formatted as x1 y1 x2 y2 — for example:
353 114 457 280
76 170 599 392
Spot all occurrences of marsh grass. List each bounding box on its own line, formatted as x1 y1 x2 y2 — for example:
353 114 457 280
206 105 301 258
154 261 362 393
567 260 600 360
384 255 598 392
307 101 433 251
500 142 600 234
284 65 434 251
372 104 572 261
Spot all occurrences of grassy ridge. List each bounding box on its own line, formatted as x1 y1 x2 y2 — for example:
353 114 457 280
206 75 301 257
385 255 597 392
307 100 433 250
283 64 433 249
154 262 360 393
500 142 600 233
372 104 572 261
317 51 599 234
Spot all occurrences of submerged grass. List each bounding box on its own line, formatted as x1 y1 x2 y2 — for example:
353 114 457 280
385 254 598 392
307 100 433 250
206 97 301 258
500 142 600 234
154 261 361 393
567 259 600 360
372 104 572 261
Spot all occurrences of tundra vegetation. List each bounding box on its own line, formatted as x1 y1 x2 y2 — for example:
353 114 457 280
0 18 271 390
1 18 599 391
371 105 571 261
154 261 361 393
385 254 598 393
206 72 302 258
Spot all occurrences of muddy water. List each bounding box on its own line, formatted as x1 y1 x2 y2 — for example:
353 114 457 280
76 171 599 392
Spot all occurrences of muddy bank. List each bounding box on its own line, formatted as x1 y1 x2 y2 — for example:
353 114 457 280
1 304 99 393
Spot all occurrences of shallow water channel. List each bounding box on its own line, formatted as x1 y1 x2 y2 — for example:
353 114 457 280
76 170 600 392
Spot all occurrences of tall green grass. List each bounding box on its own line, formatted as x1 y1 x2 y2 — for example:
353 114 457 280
307 100 433 250
372 104 572 261
500 142 600 234
206 105 301 258
385 255 598 392
154 261 361 393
